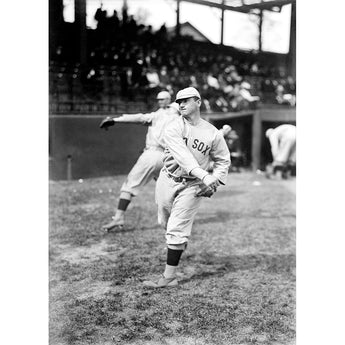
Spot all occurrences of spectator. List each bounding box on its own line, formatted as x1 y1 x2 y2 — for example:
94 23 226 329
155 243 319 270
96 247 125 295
108 10 120 40
159 65 171 89
127 15 138 40
239 81 260 107
146 67 160 89
94 5 107 35
275 84 296 106
207 73 220 90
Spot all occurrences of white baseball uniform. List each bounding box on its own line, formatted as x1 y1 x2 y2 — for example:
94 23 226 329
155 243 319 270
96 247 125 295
268 124 296 166
155 116 230 248
117 106 179 196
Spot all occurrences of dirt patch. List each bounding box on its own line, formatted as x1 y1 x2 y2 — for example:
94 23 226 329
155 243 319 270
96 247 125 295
54 239 123 264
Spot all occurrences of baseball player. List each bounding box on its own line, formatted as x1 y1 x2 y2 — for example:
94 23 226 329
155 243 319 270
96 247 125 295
265 124 296 179
207 124 232 172
219 124 232 137
99 91 180 231
143 87 230 288
223 128 243 172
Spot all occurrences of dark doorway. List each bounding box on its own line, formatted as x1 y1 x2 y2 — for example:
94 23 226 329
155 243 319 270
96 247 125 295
213 115 253 168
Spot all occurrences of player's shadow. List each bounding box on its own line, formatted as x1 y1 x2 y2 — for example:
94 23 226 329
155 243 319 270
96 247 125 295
104 224 161 235
178 253 295 284
194 211 231 225
212 189 246 199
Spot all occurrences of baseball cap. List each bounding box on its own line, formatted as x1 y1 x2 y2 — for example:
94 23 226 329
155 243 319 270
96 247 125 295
265 128 273 138
156 91 171 100
222 124 232 136
175 87 201 103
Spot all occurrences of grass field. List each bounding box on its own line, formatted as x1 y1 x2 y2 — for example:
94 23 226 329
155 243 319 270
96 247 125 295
49 172 295 345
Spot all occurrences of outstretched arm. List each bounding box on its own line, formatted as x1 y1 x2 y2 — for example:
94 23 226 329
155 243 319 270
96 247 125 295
114 112 155 125
99 112 155 130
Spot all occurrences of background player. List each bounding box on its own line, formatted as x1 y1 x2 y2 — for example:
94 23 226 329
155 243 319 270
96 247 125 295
143 87 230 288
223 127 243 172
265 124 296 179
99 91 180 231
207 124 231 173
219 124 232 137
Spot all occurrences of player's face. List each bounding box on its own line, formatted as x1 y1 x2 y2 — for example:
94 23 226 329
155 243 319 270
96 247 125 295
157 98 171 108
178 97 200 117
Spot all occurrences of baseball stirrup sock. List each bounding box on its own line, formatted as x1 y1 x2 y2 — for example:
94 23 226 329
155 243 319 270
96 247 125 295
167 248 183 266
164 264 177 279
118 198 131 211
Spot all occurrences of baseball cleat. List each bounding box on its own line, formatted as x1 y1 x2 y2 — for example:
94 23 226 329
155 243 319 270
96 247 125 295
143 275 178 288
102 217 125 232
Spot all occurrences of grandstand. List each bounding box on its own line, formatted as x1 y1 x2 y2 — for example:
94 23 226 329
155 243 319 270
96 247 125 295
49 0 296 180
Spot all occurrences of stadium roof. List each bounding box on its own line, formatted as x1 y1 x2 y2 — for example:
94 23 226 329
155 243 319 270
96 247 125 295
179 0 295 14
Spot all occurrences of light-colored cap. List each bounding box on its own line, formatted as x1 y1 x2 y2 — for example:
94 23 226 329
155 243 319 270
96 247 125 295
222 124 232 136
265 128 273 138
175 87 201 103
156 91 171 100
169 102 180 112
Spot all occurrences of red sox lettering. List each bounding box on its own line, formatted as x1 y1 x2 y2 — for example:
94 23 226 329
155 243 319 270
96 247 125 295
183 137 211 156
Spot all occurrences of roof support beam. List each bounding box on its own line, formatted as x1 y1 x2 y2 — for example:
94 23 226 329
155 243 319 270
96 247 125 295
75 0 87 65
176 0 181 37
180 0 249 14
179 0 295 14
220 0 225 45
258 9 263 51
238 0 295 12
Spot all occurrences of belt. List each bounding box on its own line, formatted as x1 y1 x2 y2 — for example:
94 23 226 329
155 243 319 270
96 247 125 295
166 172 196 183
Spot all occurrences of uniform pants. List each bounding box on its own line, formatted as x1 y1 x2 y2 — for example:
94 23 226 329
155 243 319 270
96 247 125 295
120 148 164 196
155 170 203 248
274 136 296 166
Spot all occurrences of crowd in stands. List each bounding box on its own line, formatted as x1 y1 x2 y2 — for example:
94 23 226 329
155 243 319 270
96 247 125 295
49 5 296 114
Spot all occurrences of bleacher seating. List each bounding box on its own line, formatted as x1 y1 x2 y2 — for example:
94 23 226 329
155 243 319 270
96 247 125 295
49 11 296 115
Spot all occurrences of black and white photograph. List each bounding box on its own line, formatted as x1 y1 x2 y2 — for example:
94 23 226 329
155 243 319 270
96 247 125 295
3 1 345 344
48 1 297 344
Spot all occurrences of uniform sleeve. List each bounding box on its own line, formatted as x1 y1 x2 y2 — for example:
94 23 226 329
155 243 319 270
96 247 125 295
115 112 156 125
210 131 231 184
164 121 208 178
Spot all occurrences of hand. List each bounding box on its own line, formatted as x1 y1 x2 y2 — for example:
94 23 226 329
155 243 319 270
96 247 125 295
195 185 215 198
99 117 115 130
202 174 220 191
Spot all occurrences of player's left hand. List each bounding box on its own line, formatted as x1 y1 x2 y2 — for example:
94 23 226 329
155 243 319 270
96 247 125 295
195 185 216 198
202 174 220 190
99 117 115 130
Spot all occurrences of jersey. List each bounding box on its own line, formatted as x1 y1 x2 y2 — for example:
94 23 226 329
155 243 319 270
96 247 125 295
162 116 230 184
116 106 179 150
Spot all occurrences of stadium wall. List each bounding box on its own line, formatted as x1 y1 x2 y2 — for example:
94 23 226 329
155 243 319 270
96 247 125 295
49 106 296 180
49 115 147 180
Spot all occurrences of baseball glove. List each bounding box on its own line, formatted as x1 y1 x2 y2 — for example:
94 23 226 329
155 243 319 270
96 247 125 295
195 185 216 198
99 117 115 130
